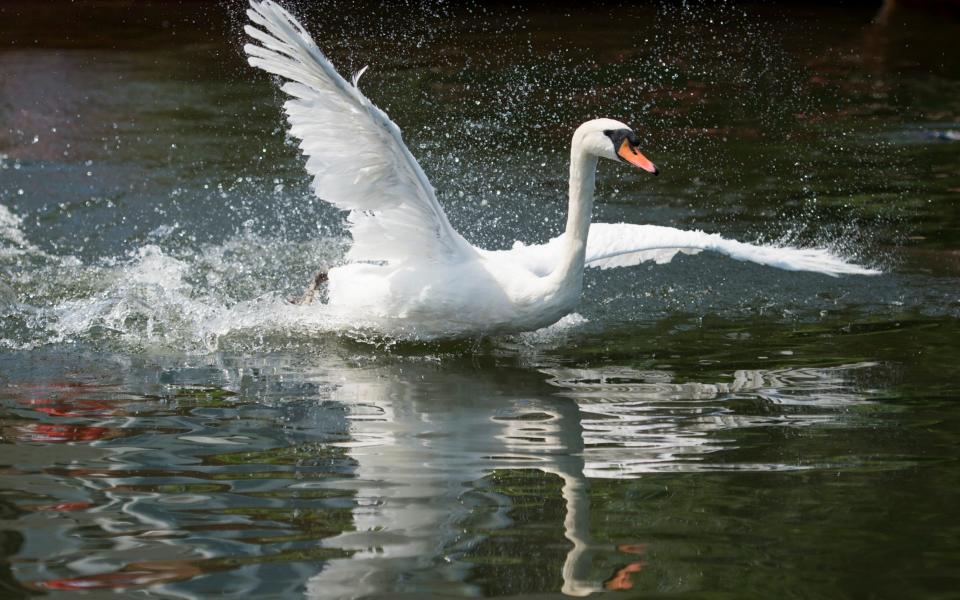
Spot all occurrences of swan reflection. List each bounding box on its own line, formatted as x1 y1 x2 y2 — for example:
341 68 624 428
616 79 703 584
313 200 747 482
302 359 877 598
1 357 878 597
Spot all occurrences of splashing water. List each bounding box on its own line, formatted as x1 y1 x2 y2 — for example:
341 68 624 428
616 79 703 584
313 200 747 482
0 0 956 355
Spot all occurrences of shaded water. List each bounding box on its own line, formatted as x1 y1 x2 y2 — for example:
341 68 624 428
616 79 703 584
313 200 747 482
1 0 959 597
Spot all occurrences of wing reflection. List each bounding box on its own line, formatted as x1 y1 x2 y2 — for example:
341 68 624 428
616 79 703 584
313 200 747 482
543 362 878 477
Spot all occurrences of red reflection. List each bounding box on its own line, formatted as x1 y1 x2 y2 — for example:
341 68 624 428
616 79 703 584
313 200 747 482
604 544 649 592
32 399 117 418
11 382 123 418
13 423 116 443
30 501 94 512
36 561 203 591
4 381 134 443
41 572 155 591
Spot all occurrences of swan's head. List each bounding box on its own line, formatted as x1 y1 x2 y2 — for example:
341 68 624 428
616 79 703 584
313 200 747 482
575 118 658 175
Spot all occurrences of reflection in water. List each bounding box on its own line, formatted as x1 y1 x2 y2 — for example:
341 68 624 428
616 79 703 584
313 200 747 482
303 360 877 598
547 362 878 477
0 356 879 597
305 364 597 597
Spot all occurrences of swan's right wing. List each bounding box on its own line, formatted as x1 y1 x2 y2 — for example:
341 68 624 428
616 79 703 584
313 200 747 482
244 1 472 264
502 223 879 277
583 223 880 276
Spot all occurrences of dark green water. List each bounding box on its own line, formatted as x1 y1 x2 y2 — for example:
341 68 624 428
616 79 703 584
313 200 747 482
1 1 959 598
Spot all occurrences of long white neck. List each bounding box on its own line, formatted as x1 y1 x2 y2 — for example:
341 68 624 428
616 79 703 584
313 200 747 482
549 140 598 289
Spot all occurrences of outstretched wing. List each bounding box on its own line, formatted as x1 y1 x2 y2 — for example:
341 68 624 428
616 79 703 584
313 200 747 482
583 223 879 276
503 223 879 277
244 1 472 263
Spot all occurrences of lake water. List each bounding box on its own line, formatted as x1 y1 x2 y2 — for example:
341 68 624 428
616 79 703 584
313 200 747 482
1 1 959 597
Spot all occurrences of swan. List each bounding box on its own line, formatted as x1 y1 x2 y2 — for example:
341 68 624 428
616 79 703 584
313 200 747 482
243 1 878 338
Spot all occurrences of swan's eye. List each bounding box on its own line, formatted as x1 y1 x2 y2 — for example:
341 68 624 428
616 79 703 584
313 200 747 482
604 128 633 150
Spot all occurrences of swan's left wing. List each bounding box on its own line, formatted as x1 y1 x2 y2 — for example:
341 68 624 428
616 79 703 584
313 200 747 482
244 1 472 264
504 223 879 277
583 223 879 276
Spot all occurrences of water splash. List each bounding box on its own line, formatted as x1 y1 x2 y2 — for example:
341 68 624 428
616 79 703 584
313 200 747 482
2 232 355 352
0 203 42 257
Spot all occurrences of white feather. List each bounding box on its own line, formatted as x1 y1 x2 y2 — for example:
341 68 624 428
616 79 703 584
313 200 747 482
583 223 879 276
244 1 472 264
501 223 878 278
351 65 369 87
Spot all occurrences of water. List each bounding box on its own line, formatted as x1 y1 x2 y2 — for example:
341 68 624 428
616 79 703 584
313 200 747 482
1 1 959 597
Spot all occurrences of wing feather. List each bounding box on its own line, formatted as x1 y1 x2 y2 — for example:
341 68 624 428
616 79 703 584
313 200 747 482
244 0 471 263
585 223 879 276
502 223 879 277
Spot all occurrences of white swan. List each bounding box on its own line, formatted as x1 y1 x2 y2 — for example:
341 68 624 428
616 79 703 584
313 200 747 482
244 1 878 338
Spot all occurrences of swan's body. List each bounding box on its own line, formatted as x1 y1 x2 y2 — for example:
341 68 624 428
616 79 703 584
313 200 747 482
244 1 878 338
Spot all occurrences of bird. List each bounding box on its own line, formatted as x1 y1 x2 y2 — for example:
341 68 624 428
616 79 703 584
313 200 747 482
243 0 878 339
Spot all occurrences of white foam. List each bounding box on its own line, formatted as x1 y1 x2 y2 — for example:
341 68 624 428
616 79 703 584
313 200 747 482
519 312 588 344
39 242 338 351
0 203 34 257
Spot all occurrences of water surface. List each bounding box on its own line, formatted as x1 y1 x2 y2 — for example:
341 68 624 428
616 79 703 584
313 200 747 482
1 1 959 598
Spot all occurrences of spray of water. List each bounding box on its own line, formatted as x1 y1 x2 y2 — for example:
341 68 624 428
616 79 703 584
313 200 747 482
0 1 925 354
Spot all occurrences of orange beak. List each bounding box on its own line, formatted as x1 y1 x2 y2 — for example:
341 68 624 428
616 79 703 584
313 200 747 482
617 139 659 175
